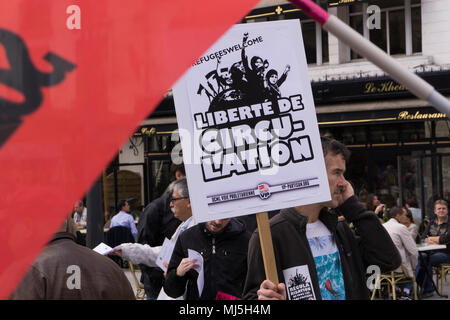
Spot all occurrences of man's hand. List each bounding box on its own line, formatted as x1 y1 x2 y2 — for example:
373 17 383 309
109 246 122 257
425 236 440 245
163 262 169 277
374 204 385 215
176 258 198 277
338 179 354 205
257 280 286 300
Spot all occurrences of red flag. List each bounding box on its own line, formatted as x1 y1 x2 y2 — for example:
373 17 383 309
0 0 259 299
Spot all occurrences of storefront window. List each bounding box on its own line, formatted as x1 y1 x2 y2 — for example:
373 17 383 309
348 0 421 58
245 1 329 65
389 9 406 55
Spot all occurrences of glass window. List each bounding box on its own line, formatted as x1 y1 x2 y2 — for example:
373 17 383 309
350 14 364 59
369 124 398 143
411 6 422 53
400 122 426 141
301 21 317 64
349 3 363 14
369 11 387 53
389 10 406 55
349 0 421 58
321 29 329 63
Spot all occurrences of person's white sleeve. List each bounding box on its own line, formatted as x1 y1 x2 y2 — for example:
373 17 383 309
410 225 418 243
80 208 87 227
402 227 418 269
120 243 162 267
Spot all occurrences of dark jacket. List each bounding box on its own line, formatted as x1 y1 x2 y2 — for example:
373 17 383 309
10 232 135 300
164 218 251 300
137 191 181 299
243 196 401 300
138 192 181 246
421 215 450 255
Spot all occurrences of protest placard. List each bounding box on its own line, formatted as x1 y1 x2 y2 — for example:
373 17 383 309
173 20 330 224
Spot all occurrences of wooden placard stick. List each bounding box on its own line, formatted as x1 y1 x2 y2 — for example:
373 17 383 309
256 211 279 285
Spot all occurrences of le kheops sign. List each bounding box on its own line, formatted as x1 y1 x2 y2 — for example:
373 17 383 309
173 20 330 223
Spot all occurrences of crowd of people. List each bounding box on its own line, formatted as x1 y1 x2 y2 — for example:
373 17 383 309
9 137 450 301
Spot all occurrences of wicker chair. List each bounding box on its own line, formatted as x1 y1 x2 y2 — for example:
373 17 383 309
129 262 146 300
433 263 450 296
370 264 418 300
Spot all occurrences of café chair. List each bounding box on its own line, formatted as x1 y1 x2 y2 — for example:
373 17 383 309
433 263 450 296
129 262 146 300
370 264 418 300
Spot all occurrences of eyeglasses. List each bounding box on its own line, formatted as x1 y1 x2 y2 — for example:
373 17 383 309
170 196 188 203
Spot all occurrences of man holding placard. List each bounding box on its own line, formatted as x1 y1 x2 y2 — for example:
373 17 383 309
243 137 401 300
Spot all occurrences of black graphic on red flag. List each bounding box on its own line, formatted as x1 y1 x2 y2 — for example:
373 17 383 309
0 28 76 147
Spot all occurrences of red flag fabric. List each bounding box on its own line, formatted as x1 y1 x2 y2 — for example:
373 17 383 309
0 0 259 299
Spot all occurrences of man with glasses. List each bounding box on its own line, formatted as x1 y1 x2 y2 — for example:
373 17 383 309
110 178 196 298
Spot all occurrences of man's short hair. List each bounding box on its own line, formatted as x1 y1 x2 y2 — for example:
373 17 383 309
434 199 448 208
405 208 414 223
406 197 418 208
321 136 351 162
172 177 189 198
388 206 403 220
118 199 128 210
170 163 186 181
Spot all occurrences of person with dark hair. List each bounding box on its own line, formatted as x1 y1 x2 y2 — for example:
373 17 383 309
10 217 134 300
365 193 385 220
402 208 419 242
405 197 422 226
170 163 186 182
243 137 401 300
416 199 450 297
383 206 418 299
110 200 137 242
241 33 268 104
264 65 290 101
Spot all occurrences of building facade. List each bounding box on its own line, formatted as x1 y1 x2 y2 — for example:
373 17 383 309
112 0 450 221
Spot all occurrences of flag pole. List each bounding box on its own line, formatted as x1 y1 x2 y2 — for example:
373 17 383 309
289 0 450 118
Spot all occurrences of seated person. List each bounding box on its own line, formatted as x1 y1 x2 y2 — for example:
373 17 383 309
402 208 419 243
383 206 418 299
110 199 138 242
415 199 450 297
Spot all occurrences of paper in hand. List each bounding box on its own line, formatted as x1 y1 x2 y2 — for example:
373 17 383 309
188 249 204 296
92 242 114 255
156 238 175 272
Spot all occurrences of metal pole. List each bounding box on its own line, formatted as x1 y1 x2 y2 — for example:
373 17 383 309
86 175 104 249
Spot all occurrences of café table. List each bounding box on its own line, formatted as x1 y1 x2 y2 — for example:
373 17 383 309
416 243 448 299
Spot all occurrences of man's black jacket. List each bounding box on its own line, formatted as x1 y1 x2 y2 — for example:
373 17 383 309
164 218 251 300
243 196 401 300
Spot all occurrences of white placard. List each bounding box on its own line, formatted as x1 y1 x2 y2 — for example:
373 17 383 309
173 20 330 222
188 249 204 296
